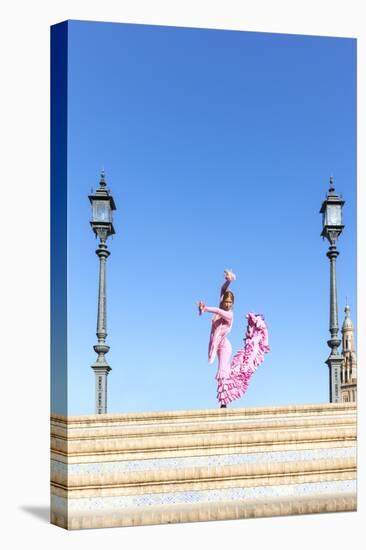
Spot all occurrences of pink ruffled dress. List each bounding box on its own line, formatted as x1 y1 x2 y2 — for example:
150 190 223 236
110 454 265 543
204 304 235 405
203 281 270 406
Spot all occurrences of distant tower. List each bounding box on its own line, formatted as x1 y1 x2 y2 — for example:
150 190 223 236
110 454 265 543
341 303 357 402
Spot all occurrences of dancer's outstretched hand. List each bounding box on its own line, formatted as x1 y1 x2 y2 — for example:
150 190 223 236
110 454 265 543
197 301 205 315
224 269 236 281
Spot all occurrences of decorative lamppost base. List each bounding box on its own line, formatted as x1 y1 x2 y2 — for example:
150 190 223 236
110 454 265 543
91 365 112 414
326 355 343 403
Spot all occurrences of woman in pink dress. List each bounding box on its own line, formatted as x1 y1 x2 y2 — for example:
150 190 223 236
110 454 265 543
198 270 270 408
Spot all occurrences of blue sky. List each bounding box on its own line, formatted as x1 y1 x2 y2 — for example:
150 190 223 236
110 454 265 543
64 21 356 415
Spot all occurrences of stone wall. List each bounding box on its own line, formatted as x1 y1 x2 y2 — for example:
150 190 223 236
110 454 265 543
51 402 357 530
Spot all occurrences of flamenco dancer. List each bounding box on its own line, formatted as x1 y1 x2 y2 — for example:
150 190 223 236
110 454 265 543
198 270 270 408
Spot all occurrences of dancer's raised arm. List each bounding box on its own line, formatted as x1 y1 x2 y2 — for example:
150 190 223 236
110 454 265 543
198 270 236 320
220 269 236 299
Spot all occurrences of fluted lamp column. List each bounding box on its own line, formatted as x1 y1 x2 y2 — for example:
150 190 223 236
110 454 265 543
89 170 117 414
320 176 345 403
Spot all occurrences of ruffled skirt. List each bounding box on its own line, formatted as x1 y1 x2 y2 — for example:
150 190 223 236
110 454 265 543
216 313 270 406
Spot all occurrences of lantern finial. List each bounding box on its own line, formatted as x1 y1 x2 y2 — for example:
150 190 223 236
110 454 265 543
329 175 335 193
100 168 106 188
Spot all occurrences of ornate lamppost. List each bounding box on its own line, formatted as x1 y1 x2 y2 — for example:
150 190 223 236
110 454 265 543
320 176 345 403
89 170 116 414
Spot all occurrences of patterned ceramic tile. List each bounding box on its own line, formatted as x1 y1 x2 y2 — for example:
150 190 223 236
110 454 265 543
52 479 356 511
51 446 355 476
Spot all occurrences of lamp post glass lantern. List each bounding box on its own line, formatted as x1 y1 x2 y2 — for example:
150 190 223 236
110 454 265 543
92 199 113 224
322 203 342 228
89 171 116 240
320 176 345 403
89 171 117 414
320 176 345 242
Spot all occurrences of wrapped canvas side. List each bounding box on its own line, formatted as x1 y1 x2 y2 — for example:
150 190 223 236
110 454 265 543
51 20 68 528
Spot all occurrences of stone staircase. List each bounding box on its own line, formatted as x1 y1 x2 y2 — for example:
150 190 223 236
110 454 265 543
50 402 357 529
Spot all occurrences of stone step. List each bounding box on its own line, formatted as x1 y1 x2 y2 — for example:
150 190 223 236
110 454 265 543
51 414 355 441
52 493 356 530
51 402 356 431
